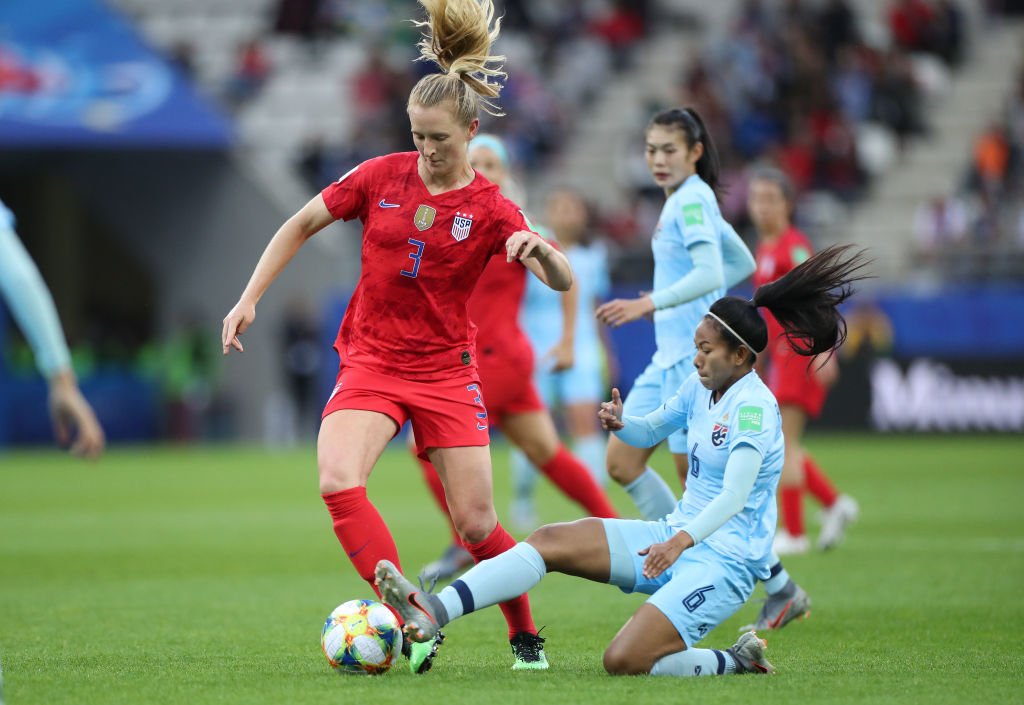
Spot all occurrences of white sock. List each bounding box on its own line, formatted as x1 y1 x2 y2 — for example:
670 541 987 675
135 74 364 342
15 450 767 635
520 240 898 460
623 467 677 520
509 447 539 501
437 542 547 621
762 551 792 595
650 648 736 677
574 434 608 486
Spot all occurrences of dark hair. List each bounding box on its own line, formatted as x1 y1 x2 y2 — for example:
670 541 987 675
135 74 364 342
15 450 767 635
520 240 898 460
648 107 721 195
706 244 872 363
749 166 795 207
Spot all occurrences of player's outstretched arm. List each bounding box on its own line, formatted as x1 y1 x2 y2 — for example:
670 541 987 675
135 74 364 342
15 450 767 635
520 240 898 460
506 230 573 291
222 196 335 355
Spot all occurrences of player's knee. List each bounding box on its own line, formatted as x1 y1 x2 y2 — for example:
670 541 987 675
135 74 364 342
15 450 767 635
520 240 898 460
317 453 362 493
452 508 497 545
602 642 647 676
520 436 557 466
606 451 643 486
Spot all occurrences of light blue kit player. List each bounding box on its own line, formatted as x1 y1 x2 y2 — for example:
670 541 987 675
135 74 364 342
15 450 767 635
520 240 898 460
509 187 613 528
0 198 105 459
597 107 756 522
376 244 868 678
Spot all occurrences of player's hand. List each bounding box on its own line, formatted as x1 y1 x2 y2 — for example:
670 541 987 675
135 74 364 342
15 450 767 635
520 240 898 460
48 371 105 459
598 387 624 431
222 300 255 355
638 531 693 579
546 338 575 373
505 230 549 263
596 296 655 328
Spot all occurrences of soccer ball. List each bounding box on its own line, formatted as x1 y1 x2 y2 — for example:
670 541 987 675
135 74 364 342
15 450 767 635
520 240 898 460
321 599 403 675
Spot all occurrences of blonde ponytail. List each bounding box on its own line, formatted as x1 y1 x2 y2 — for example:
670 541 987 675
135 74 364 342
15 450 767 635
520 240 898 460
409 0 506 122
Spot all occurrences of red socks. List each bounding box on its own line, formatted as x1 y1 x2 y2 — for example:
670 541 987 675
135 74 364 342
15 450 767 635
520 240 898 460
803 454 839 508
416 453 463 546
780 485 805 538
464 522 536 639
321 487 401 600
539 445 618 519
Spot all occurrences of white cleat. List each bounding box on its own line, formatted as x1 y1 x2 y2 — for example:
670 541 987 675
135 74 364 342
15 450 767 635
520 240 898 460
817 494 859 551
773 529 810 555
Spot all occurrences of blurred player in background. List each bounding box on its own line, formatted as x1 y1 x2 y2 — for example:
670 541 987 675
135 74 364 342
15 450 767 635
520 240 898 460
0 198 105 459
378 245 869 678
748 168 859 554
416 136 618 584
596 107 756 519
509 186 615 530
222 0 569 672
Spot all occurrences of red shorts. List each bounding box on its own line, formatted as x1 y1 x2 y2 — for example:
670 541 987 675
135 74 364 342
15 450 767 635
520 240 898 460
767 346 828 418
479 357 545 423
322 365 490 458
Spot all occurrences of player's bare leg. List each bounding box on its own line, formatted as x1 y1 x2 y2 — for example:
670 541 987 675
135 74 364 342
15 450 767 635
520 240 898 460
431 445 544 668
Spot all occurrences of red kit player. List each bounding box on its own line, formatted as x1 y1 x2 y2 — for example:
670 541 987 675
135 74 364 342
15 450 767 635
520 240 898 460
748 168 859 554
414 135 617 586
221 0 569 672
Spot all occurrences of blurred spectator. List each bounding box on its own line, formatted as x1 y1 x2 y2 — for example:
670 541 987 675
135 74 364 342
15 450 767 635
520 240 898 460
888 0 936 53
155 312 221 442
224 40 271 108
588 0 645 69
871 49 928 150
275 0 322 37
169 41 197 78
970 122 1011 197
281 298 322 439
912 194 969 262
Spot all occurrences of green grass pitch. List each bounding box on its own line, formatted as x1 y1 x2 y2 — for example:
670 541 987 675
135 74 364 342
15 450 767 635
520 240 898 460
1 434 1022 704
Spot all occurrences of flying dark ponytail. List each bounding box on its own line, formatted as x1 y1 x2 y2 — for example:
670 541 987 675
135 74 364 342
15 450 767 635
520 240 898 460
707 244 872 362
648 107 721 195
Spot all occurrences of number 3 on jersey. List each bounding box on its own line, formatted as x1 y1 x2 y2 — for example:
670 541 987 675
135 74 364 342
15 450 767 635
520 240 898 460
400 238 426 278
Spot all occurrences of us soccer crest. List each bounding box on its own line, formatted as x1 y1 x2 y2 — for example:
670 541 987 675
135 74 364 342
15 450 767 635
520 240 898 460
451 211 473 241
414 205 436 231
711 415 729 447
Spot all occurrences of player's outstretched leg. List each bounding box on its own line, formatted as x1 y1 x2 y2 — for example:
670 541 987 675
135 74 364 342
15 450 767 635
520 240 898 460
376 560 449 643
726 632 775 674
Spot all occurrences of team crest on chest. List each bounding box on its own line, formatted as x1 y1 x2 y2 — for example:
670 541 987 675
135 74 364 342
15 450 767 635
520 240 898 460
414 205 436 231
451 211 474 241
711 414 729 447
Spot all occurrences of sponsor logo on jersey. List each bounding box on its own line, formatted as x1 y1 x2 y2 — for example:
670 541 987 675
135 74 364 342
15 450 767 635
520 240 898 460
378 198 400 208
711 422 729 446
682 202 704 226
452 212 474 241
738 405 763 432
414 204 436 231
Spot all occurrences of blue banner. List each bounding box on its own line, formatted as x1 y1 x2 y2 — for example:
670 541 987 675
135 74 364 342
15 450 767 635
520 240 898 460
0 0 232 148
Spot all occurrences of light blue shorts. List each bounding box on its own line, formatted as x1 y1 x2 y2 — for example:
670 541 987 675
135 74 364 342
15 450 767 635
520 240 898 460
622 358 693 454
602 518 755 647
534 353 605 407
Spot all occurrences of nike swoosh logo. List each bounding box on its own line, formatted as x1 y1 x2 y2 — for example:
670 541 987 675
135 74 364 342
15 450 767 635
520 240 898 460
347 540 371 558
378 199 400 208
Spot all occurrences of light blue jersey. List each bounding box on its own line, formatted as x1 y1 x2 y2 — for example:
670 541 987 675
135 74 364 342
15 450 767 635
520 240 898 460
521 241 609 380
662 371 784 576
0 198 72 377
651 175 729 368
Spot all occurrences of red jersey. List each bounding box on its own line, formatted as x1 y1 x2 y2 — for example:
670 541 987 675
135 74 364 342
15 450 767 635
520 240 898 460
321 152 533 381
468 255 532 368
754 226 813 350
